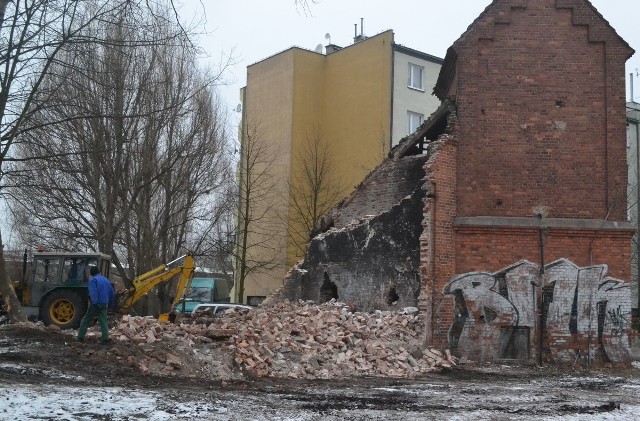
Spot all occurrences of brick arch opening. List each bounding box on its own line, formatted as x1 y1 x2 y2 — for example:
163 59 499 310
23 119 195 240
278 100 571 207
386 286 399 305
319 272 338 303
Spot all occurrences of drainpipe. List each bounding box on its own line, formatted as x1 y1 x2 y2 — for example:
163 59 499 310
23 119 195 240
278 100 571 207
636 118 640 314
538 213 545 276
537 213 546 366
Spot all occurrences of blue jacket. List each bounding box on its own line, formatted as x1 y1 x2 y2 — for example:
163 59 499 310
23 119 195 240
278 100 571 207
88 274 115 306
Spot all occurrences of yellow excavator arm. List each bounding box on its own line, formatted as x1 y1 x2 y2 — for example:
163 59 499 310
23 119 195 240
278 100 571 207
118 255 195 319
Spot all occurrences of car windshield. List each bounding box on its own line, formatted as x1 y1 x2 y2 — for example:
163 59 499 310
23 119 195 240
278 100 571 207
186 287 211 301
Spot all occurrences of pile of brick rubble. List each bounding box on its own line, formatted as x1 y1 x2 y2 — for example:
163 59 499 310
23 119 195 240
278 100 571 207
106 299 457 379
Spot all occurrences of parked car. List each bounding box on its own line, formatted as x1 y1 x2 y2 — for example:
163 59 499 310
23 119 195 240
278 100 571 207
190 303 252 317
175 277 229 315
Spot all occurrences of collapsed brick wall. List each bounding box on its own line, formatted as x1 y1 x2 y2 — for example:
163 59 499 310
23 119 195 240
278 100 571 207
277 156 428 312
270 1 636 368
333 157 426 229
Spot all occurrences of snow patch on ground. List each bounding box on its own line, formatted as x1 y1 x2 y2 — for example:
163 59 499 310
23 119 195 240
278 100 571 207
632 361 640 369
0 384 219 421
540 406 640 421
0 363 85 381
2 377 640 421
446 408 640 421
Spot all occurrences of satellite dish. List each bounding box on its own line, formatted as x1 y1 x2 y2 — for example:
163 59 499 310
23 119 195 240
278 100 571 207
325 33 331 44
314 44 323 53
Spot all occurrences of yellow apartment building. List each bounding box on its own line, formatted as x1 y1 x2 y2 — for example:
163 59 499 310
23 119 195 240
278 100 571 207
234 30 442 305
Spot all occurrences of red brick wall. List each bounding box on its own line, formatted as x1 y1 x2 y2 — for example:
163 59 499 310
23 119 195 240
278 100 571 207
420 130 458 347
427 220 634 349
452 0 632 221
425 0 634 356
455 227 633 280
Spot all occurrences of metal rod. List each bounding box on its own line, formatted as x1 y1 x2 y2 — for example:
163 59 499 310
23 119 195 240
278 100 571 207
166 254 187 267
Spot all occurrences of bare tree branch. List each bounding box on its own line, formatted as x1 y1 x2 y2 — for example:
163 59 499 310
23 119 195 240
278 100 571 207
231 120 285 303
287 128 343 257
294 0 320 16
0 0 231 320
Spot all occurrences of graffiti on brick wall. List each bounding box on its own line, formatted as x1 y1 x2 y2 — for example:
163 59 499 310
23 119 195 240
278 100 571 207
444 259 631 364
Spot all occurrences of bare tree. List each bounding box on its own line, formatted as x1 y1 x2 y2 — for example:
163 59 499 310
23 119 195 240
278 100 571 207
294 0 320 15
0 0 219 321
233 121 284 304
7 4 231 313
0 0 138 323
288 129 343 257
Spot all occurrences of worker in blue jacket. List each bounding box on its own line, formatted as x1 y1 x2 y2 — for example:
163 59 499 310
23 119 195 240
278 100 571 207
77 266 115 344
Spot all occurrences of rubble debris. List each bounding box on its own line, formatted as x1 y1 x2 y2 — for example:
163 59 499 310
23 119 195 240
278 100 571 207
74 300 456 380
226 300 456 379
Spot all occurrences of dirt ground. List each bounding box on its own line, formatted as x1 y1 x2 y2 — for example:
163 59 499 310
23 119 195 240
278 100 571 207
1 323 640 420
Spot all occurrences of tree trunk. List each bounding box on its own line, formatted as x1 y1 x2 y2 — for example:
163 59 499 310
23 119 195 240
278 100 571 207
0 231 28 323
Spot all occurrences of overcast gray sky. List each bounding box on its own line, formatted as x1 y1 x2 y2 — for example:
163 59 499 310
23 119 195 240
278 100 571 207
179 0 640 128
2 1 639 246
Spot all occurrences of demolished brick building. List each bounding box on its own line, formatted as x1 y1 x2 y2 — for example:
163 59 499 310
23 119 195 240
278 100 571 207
273 0 636 366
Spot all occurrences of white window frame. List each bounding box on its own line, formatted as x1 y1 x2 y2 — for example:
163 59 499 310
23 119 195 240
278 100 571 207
407 111 424 134
408 63 424 91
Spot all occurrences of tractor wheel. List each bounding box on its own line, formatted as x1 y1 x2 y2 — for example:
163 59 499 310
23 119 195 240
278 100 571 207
41 290 87 330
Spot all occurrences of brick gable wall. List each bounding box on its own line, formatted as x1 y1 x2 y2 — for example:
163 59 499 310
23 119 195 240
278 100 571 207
424 0 636 363
452 0 630 220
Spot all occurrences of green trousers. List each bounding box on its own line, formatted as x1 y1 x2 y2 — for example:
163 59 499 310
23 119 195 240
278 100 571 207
77 304 109 342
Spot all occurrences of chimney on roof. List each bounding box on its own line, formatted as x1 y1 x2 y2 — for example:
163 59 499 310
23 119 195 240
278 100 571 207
323 32 341 54
325 44 342 54
353 18 366 43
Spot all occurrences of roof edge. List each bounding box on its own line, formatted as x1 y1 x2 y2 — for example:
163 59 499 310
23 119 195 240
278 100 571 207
393 44 444 65
248 30 396 68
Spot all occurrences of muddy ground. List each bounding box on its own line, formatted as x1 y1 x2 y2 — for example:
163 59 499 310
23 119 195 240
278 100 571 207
1 324 640 420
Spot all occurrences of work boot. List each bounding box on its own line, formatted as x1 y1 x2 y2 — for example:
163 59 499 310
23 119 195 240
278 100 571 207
99 339 112 345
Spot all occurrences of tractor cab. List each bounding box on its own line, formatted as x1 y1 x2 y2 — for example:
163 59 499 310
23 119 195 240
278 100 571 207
15 252 111 329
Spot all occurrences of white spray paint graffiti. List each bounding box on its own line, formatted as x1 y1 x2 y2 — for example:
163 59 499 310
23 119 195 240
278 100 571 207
444 259 631 365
